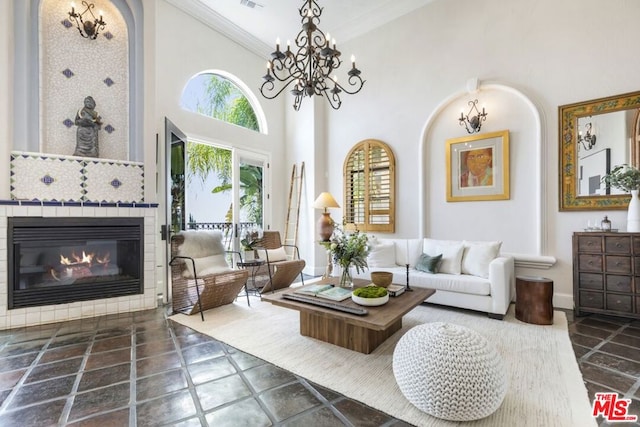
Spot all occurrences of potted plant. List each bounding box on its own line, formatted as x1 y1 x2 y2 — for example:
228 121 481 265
240 227 263 261
602 164 640 232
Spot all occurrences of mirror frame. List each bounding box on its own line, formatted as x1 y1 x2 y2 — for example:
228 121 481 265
559 90 640 211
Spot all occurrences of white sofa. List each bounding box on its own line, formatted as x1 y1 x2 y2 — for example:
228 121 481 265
351 237 515 319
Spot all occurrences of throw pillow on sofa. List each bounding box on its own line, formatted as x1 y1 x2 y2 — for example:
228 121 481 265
423 239 465 275
461 241 502 278
416 253 443 273
368 241 396 267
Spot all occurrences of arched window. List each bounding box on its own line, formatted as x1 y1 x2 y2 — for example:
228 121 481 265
343 139 396 232
180 71 266 133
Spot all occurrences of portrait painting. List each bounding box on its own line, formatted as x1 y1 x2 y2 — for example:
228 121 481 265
446 130 510 202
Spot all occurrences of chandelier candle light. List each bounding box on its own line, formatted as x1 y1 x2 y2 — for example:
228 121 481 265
260 0 365 111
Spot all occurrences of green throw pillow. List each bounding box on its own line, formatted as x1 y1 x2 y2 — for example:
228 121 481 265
416 253 442 274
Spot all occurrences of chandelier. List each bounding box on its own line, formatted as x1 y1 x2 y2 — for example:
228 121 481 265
260 0 365 111
69 1 107 40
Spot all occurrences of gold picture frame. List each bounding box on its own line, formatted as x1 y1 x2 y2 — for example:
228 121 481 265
558 90 640 211
446 130 510 202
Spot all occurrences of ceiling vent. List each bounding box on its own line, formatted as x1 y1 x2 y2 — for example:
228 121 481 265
240 0 263 8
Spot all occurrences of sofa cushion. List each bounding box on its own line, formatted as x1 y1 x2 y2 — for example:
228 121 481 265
423 239 464 275
368 241 396 268
461 241 502 278
352 266 491 296
415 253 442 274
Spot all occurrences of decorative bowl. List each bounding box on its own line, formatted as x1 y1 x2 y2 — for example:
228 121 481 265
370 271 393 288
352 293 389 306
351 285 390 306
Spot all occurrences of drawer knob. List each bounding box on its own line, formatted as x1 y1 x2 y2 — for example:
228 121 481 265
616 243 622 248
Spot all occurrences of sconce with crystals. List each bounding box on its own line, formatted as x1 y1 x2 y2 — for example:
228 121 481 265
69 1 106 40
578 122 596 151
459 99 488 134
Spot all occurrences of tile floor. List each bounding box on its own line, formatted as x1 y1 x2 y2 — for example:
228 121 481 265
0 300 638 426
569 311 640 426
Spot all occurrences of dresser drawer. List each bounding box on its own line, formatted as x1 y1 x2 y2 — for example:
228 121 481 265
605 275 633 293
606 256 632 274
605 236 632 254
580 291 604 309
578 273 603 290
606 294 633 313
578 254 602 272
577 235 602 253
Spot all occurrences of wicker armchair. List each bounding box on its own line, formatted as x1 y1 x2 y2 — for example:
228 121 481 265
254 231 305 293
170 230 248 320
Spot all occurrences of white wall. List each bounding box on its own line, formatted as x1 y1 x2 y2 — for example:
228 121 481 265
298 0 640 309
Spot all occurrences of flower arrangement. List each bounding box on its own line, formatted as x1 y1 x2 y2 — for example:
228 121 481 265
602 164 640 193
321 225 369 286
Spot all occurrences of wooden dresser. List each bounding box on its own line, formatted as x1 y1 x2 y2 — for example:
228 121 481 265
573 232 640 319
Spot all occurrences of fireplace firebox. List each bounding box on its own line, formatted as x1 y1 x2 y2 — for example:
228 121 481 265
8 217 144 309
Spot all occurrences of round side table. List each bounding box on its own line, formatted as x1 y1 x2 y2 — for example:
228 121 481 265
515 276 554 325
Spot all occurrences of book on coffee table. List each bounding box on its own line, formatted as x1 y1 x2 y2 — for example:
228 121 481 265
387 284 405 297
294 284 352 301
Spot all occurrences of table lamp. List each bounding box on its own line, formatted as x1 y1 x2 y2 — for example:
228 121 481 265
313 192 340 241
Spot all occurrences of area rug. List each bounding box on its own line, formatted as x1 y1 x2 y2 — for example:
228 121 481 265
170 299 595 427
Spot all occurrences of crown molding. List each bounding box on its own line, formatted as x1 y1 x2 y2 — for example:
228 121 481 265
165 0 272 58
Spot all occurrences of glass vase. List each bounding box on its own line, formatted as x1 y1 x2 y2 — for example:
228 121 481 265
340 265 353 288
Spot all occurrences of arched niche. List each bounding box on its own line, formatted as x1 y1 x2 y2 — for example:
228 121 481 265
418 80 547 258
13 0 143 161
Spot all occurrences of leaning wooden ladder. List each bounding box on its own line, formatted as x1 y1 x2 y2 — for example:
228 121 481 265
283 162 305 257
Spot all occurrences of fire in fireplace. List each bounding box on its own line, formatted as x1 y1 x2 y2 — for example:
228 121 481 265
8 217 144 309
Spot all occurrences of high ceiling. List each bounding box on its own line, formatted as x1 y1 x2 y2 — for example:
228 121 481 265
166 0 436 56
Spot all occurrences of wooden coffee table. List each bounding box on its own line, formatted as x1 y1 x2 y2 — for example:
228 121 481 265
261 277 435 354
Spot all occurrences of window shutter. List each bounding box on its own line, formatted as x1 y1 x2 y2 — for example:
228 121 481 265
343 140 395 233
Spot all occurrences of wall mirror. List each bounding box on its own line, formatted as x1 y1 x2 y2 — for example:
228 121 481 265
559 90 640 211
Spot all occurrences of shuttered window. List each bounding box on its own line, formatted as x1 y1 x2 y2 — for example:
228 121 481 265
343 139 395 232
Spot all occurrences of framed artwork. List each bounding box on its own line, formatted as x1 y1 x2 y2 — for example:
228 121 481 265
446 130 510 202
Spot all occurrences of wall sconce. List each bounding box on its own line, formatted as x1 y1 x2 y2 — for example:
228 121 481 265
578 122 596 151
69 1 106 40
459 99 488 134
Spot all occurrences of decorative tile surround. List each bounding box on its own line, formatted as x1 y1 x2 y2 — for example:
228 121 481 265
0 203 159 330
10 151 144 203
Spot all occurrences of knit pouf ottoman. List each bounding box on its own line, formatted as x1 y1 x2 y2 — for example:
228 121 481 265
392 322 507 421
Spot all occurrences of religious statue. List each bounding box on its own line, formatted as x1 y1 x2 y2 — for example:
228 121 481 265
73 96 102 157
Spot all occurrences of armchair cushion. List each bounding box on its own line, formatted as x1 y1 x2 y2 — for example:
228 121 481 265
176 230 232 278
177 230 225 257
182 254 231 278
258 247 288 262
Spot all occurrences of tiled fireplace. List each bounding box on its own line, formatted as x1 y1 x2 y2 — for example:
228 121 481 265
0 152 158 330
8 216 144 309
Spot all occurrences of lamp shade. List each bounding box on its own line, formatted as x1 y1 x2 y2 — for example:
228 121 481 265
313 192 340 210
